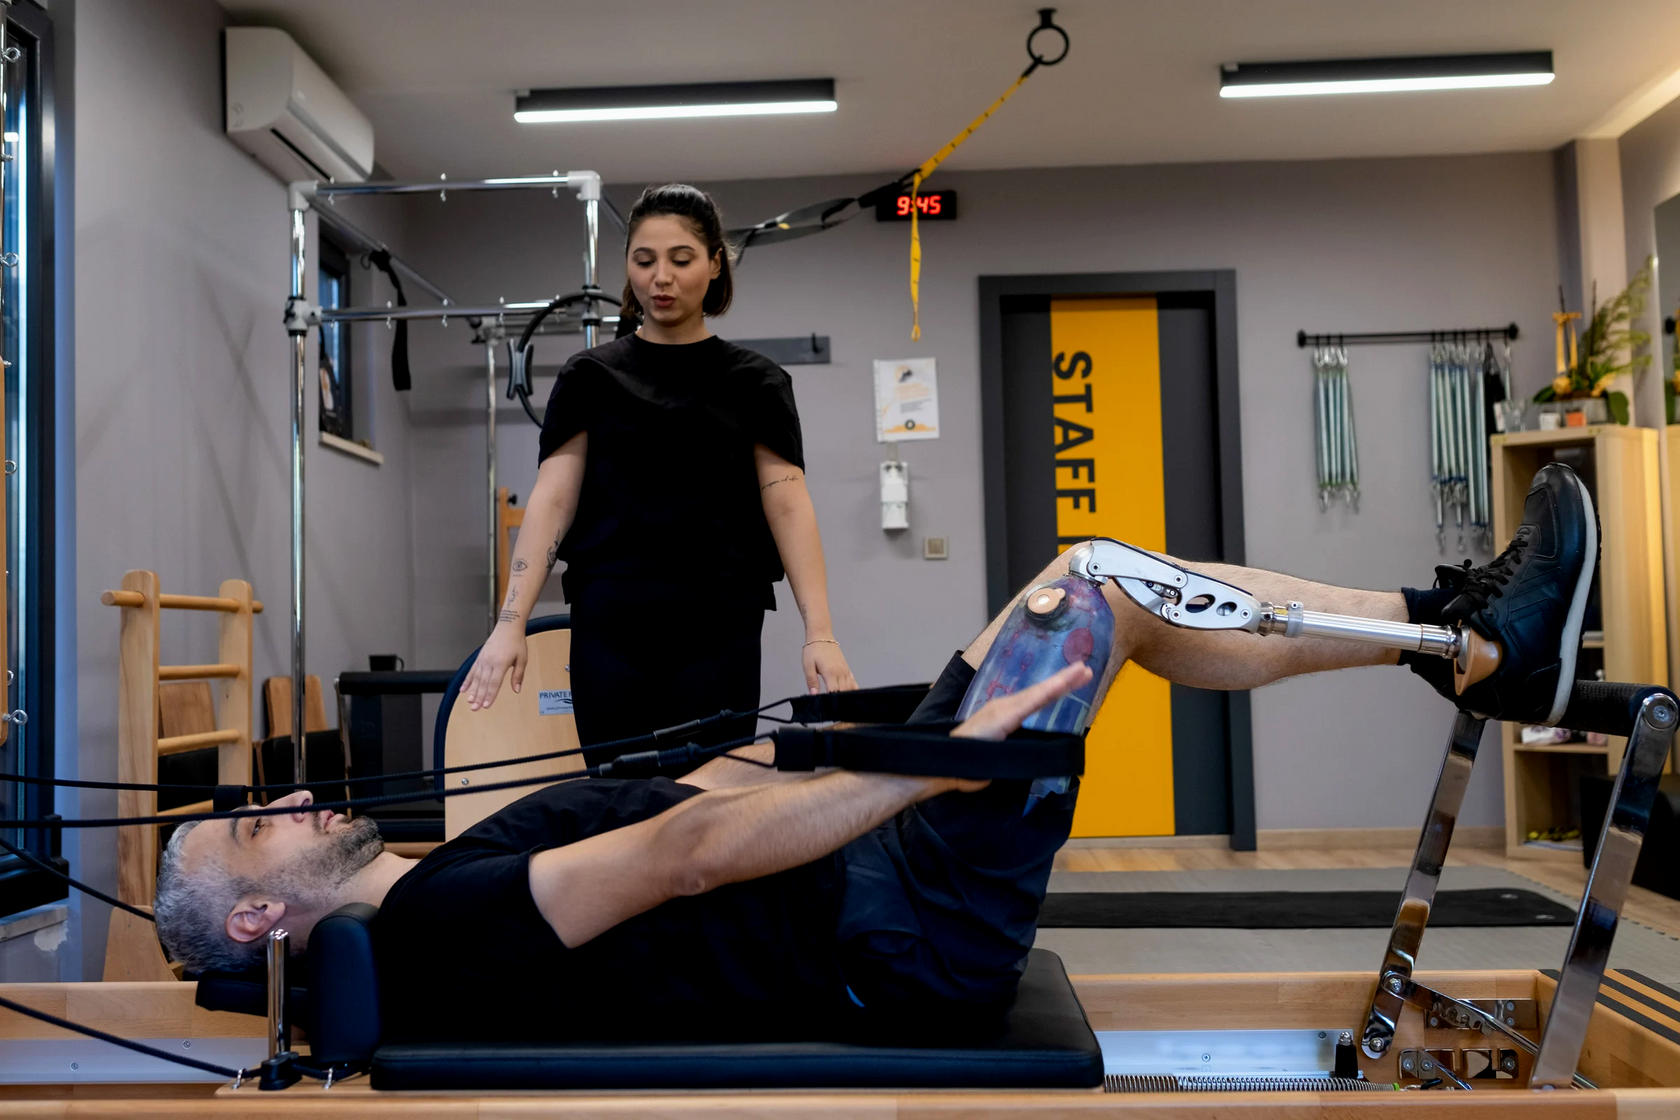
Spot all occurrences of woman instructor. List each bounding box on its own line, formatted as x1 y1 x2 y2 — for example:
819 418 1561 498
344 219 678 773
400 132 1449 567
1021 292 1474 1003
460 184 856 759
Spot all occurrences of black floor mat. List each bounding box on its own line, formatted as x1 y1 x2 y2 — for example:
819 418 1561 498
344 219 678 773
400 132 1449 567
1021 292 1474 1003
1038 889 1575 929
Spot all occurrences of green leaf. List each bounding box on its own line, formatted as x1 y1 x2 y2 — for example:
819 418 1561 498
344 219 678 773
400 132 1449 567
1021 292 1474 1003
1533 386 1557 402
1608 390 1630 425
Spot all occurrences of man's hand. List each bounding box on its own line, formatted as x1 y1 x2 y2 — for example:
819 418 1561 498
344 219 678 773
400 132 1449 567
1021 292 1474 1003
951 663 1093 741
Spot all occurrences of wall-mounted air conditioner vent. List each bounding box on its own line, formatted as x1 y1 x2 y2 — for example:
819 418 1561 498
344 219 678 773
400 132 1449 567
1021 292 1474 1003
224 27 373 184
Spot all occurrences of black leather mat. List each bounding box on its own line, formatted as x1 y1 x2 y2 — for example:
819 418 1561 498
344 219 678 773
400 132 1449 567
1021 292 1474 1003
1038 888 1575 928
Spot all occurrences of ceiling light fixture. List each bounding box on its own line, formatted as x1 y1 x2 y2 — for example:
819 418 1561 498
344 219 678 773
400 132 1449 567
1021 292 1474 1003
1219 52 1554 98
515 79 836 124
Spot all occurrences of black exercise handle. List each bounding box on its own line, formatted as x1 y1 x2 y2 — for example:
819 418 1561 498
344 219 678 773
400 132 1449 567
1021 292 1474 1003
1557 681 1679 738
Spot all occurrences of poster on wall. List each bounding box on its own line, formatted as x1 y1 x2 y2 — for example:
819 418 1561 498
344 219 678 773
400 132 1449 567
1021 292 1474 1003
874 358 941 442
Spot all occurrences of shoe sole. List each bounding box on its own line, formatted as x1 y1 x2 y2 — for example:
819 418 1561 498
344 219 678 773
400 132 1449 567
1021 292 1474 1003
1544 472 1598 726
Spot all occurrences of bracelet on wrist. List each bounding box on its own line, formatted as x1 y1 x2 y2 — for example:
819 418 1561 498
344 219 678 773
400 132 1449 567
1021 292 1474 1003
803 638 839 648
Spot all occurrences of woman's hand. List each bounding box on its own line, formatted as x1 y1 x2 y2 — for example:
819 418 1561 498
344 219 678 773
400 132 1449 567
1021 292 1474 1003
802 638 858 694
463 624 529 711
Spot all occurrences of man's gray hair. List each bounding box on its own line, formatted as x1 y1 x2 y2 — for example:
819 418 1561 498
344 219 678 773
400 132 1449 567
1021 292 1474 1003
153 821 265 974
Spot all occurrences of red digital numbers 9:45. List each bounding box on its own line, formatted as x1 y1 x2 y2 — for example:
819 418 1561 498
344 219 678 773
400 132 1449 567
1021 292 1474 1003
875 189 959 222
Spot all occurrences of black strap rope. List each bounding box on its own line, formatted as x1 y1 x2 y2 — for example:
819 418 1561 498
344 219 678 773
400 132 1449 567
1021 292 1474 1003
0 735 763 830
0 685 912 797
363 249 409 391
0 836 155 922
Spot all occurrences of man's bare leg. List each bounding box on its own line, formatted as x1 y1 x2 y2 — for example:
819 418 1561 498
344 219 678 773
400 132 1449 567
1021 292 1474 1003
962 546 1408 709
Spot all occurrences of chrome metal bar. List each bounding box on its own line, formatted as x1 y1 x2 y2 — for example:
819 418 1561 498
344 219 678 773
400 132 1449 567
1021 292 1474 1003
315 174 571 198
1531 692 1680 1088
318 302 553 323
1257 602 1459 658
288 208 307 784
311 204 452 304
485 338 498 631
1362 710 1486 1059
583 196 600 349
266 929 290 1058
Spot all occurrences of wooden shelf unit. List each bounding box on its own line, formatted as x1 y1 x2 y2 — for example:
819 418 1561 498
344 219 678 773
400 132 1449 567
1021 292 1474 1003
1493 426 1666 859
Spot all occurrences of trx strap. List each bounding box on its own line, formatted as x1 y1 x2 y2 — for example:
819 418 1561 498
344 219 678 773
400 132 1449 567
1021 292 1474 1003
364 250 410 391
775 723 1083 781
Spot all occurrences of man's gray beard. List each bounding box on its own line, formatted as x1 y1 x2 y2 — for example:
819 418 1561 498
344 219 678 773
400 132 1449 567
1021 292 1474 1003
271 815 384 913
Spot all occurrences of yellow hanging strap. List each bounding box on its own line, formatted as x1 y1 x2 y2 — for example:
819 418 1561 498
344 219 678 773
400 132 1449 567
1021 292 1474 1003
909 70 1033 340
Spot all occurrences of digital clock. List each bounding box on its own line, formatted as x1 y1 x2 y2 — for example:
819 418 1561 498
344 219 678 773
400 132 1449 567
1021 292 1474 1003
875 189 958 222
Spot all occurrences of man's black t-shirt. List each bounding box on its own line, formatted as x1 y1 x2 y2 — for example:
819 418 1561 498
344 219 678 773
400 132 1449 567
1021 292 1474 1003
373 779 848 1043
538 335 804 606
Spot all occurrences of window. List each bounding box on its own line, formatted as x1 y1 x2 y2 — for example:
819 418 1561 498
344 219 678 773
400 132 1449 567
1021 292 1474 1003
0 3 60 918
317 236 352 440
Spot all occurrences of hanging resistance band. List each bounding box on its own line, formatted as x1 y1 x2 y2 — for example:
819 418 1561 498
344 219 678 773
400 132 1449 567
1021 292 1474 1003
364 249 410 391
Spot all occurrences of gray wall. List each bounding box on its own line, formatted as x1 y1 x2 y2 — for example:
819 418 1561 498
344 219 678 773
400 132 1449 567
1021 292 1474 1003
398 153 1561 835
66 0 421 980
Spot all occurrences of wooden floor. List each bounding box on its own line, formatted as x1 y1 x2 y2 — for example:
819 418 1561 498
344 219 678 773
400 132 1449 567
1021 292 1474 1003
1054 844 1680 939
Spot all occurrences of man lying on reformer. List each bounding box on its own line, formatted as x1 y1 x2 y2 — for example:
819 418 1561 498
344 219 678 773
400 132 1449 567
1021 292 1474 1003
153 463 1596 1042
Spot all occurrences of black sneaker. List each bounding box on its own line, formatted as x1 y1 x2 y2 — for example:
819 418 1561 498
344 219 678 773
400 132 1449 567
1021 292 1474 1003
1442 463 1598 725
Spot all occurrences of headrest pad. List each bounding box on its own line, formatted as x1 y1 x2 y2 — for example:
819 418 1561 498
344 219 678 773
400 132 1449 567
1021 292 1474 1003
307 902 382 1067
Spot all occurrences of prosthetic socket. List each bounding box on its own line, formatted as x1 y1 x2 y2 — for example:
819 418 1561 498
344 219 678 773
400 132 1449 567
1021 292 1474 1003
957 538 1500 738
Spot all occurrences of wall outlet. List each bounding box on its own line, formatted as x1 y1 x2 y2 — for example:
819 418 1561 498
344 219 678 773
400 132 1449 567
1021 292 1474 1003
923 536 949 560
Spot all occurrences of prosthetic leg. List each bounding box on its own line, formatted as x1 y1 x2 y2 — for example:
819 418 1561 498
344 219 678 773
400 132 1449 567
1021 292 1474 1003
959 537 1502 731
967 538 1680 1092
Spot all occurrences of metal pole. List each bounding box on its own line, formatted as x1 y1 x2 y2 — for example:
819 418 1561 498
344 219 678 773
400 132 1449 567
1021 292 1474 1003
287 205 308 784
266 928 290 1058
583 195 600 349
314 173 573 198
486 338 498 631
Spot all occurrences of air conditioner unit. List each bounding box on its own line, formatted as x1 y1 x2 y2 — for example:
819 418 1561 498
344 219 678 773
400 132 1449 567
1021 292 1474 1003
224 27 374 184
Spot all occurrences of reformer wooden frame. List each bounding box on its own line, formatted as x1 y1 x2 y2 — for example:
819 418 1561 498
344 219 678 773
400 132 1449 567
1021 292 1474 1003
1 967 1679 1114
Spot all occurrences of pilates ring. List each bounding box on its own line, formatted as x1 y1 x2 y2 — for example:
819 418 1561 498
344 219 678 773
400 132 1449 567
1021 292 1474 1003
508 289 623 425
1025 9 1070 72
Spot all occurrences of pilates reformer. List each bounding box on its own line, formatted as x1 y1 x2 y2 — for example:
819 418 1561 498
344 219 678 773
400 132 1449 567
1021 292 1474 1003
5 539 1680 1110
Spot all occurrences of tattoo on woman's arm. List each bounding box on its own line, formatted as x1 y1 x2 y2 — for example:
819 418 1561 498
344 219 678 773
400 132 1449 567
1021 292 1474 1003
761 474 800 493
498 609 520 623
511 558 529 573
545 538 562 572
504 584 520 607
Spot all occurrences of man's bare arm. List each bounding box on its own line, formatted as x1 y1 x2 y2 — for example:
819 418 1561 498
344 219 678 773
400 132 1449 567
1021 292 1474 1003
526 664 1092 948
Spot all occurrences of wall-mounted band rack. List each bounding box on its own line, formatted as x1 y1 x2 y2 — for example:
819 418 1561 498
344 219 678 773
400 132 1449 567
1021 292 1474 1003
1296 323 1520 348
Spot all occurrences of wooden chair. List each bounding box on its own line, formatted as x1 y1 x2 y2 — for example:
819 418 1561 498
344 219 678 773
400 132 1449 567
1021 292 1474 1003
495 486 525 609
100 571 261 981
441 618 580 841
262 674 329 739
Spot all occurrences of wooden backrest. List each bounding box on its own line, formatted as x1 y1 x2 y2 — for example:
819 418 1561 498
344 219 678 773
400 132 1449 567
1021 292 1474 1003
443 626 580 840
263 674 329 738
157 681 216 738
495 486 526 609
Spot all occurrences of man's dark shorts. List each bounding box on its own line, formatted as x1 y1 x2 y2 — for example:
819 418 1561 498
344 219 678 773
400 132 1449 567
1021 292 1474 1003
832 652 1079 1022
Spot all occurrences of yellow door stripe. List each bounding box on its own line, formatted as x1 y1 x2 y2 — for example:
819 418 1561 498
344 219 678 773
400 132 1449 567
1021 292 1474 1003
1049 297 1175 838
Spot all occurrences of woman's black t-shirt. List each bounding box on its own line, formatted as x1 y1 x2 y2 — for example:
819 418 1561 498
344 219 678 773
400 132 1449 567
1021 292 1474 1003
372 779 849 1042
538 335 804 606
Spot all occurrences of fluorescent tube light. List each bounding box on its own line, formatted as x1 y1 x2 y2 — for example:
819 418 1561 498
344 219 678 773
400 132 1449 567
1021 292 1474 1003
1220 52 1553 99
516 79 836 124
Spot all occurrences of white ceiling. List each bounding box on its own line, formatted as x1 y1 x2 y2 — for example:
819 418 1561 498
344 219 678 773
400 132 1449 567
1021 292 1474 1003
218 0 1680 184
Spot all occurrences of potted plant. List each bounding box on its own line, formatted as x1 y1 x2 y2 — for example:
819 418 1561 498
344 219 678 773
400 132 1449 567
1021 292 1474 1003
1533 256 1652 425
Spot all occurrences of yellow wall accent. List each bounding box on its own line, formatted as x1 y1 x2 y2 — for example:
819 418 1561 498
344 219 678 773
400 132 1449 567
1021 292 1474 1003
1049 297 1175 838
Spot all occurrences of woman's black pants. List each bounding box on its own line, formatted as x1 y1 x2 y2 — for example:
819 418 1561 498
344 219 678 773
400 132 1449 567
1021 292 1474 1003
568 578 766 769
